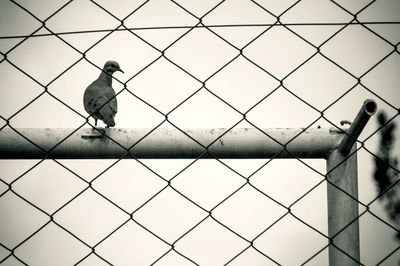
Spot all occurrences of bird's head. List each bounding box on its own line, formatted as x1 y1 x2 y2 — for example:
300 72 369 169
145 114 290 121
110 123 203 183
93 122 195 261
103 60 124 74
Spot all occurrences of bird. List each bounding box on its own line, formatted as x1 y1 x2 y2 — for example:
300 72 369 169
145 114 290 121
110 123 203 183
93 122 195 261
83 60 123 130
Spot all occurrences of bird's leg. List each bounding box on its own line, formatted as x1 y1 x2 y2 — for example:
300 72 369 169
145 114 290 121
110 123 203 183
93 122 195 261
86 118 105 136
91 118 104 132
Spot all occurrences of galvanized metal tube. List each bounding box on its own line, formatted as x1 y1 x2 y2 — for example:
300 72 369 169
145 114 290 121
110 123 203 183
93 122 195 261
338 99 377 155
327 145 360 266
0 127 342 159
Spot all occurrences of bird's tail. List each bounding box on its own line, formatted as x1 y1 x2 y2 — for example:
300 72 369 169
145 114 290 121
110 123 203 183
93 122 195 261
104 118 116 127
99 105 116 127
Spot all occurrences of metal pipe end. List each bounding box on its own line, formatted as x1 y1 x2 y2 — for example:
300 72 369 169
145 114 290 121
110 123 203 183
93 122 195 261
363 99 377 116
337 99 377 155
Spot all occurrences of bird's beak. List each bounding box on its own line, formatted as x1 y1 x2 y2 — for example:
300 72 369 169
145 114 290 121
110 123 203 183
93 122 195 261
118 68 124 73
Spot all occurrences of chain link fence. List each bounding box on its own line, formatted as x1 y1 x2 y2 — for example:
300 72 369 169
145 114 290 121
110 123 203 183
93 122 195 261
0 0 399 265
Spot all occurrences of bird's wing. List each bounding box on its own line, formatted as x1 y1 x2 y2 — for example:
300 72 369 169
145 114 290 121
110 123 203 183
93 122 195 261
84 83 117 113
109 96 118 113
104 87 118 114
84 86 100 113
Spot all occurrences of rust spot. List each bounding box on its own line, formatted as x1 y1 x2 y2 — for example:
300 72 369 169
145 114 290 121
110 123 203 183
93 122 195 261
219 139 224 146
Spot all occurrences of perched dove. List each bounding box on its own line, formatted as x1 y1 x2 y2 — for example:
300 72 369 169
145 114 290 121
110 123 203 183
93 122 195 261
84 60 123 128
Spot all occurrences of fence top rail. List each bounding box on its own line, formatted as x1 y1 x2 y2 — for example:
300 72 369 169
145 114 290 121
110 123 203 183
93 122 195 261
0 127 345 159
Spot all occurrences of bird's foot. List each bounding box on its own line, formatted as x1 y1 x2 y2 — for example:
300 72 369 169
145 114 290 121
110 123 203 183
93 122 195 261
93 126 106 134
81 127 106 139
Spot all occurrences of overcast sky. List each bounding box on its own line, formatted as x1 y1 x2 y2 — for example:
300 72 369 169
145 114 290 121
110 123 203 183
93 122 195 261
0 0 399 265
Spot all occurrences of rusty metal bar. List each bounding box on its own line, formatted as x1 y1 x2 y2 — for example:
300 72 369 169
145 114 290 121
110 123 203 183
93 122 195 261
0 127 342 159
338 99 377 155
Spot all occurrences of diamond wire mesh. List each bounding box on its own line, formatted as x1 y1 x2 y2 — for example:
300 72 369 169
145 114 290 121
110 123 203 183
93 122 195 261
0 0 399 265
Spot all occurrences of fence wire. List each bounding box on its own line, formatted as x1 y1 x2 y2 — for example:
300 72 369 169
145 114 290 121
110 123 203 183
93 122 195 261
0 0 399 265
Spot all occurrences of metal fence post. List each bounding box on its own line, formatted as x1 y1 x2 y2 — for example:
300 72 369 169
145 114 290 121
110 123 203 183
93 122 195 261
326 99 377 265
327 145 360 265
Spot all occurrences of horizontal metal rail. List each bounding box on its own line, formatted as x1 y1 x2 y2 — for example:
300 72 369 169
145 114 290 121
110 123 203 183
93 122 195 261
0 99 378 266
0 127 343 159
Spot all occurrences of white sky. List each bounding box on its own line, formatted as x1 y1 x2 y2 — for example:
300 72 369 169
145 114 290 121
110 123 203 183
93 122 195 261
0 0 400 265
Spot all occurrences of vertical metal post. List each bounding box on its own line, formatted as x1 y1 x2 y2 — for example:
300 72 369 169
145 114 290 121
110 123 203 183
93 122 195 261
326 99 376 265
327 145 360 265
